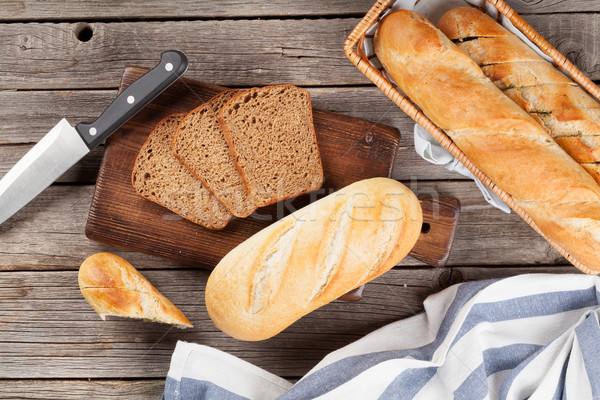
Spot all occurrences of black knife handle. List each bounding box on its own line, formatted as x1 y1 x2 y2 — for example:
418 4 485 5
75 50 188 149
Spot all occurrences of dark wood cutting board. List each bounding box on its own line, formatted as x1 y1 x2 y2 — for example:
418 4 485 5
86 67 459 270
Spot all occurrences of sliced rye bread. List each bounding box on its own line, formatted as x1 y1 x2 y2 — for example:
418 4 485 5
218 85 324 207
173 90 258 218
132 113 232 230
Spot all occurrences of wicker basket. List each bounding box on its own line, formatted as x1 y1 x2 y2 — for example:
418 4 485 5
344 0 600 274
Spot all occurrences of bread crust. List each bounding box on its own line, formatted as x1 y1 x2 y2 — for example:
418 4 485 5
554 136 600 163
533 109 600 138
505 85 600 113
582 164 600 185
205 178 422 341
78 253 193 328
437 6 511 40
375 9 600 271
457 36 541 65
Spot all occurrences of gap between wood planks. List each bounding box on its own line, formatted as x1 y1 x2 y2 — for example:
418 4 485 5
3 9 595 26
0 13 372 25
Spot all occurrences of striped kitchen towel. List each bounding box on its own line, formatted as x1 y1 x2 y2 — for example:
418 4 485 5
163 274 600 399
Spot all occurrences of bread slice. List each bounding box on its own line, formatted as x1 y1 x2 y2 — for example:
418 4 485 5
79 253 193 329
132 113 231 230
456 36 542 66
173 90 257 218
218 85 324 207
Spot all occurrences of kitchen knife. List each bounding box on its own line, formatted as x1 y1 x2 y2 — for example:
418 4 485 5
0 50 188 226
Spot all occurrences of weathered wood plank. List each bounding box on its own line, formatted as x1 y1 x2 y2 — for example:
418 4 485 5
0 19 367 90
0 266 576 379
0 0 595 21
0 15 598 90
0 380 164 399
0 185 183 270
0 268 443 378
453 265 582 283
527 13 600 81
0 90 116 146
0 181 570 271
0 86 459 182
504 0 600 14
0 0 372 21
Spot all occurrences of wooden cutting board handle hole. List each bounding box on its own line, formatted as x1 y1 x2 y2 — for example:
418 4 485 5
421 222 431 234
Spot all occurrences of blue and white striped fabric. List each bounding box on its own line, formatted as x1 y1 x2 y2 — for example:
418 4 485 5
163 274 600 400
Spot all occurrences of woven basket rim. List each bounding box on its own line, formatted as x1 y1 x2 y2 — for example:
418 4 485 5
344 0 600 274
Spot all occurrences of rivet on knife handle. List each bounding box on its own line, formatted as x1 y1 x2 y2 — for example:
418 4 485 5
75 50 188 149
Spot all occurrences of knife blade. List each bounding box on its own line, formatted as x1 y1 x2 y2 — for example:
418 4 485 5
0 50 188 226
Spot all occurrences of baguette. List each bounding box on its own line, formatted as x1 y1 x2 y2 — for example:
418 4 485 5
439 7 600 182
374 10 600 272
205 178 422 341
79 253 193 328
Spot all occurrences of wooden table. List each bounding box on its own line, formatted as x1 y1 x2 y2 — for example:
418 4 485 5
0 1 596 398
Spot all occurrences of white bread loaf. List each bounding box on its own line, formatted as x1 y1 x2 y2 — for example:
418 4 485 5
374 10 600 272
205 178 422 341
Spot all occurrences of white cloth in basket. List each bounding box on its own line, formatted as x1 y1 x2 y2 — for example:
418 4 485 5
414 123 511 213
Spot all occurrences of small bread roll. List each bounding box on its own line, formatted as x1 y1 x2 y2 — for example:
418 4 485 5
79 253 192 328
206 178 422 341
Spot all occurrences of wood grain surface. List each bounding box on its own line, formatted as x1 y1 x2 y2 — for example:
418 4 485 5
0 14 597 90
0 268 443 379
0 380 164 399
0 0 593 21
0 265 579 379
0 0 596 395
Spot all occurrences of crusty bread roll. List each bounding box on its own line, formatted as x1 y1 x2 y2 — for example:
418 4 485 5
438 7 600 183
79 253 192 328
374 10 600 272
205 178 422 341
